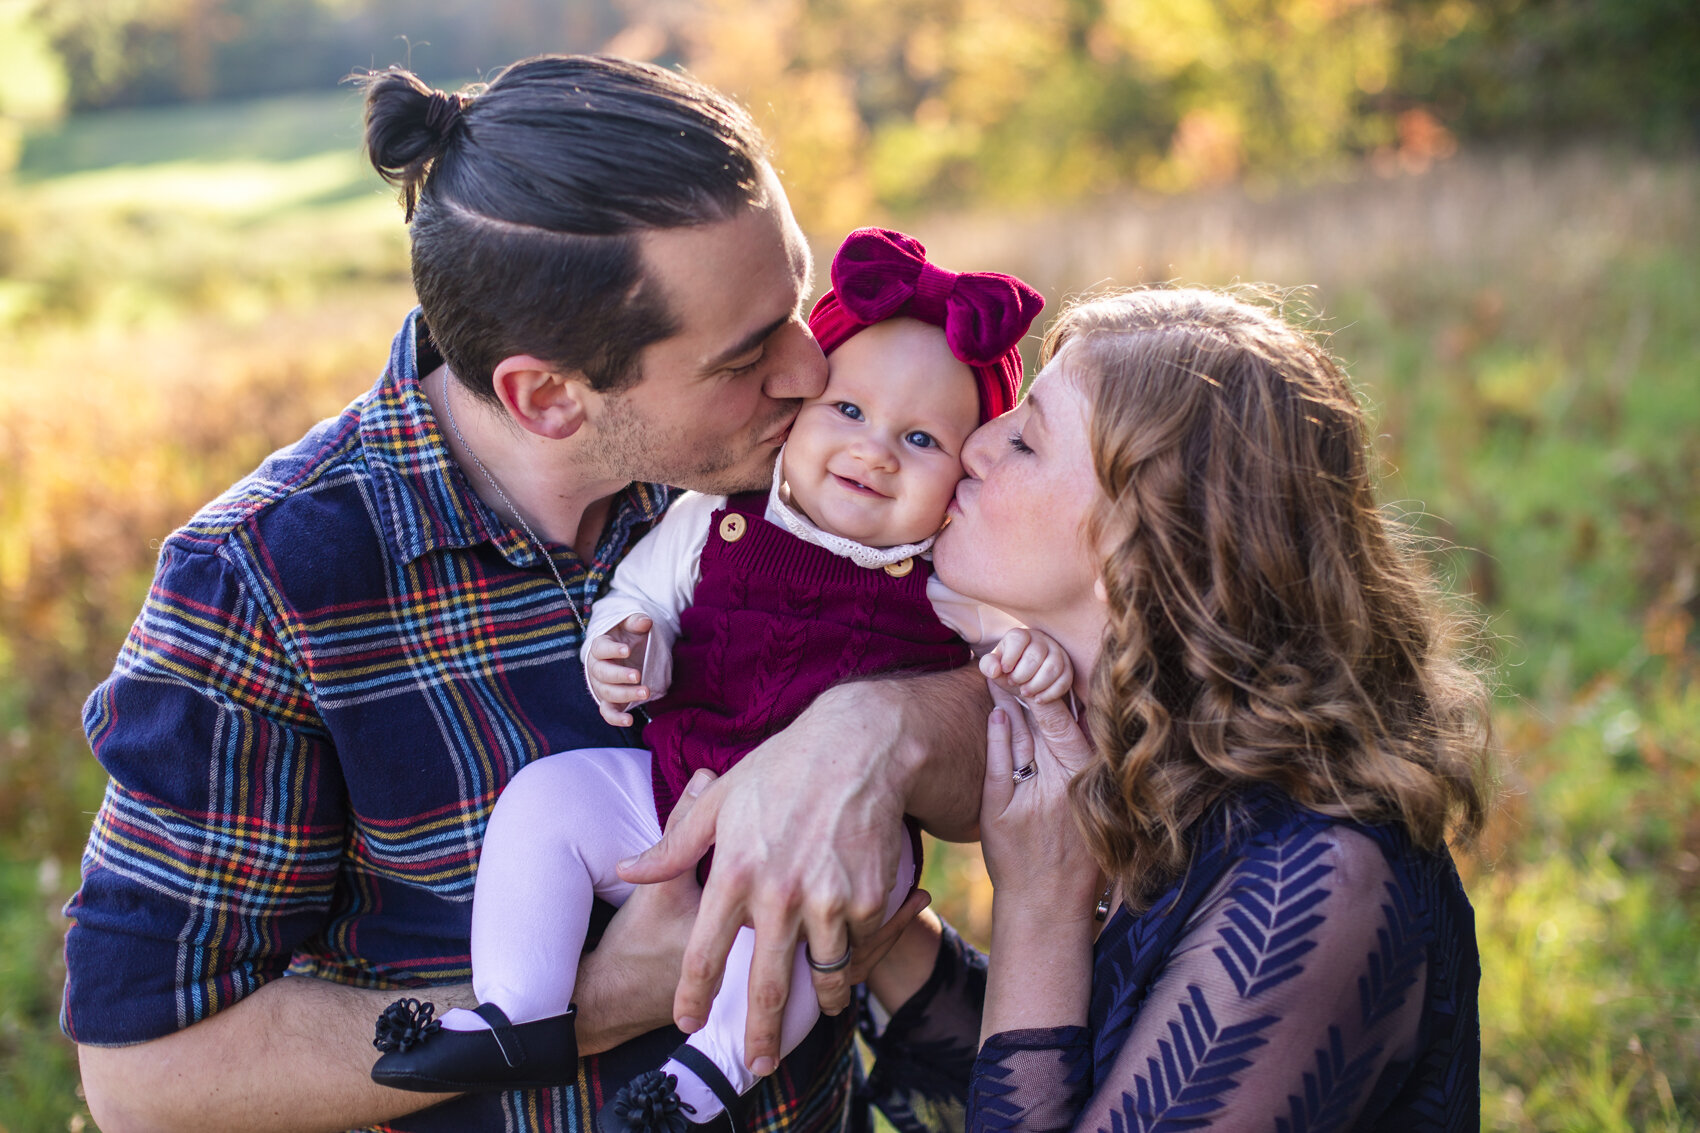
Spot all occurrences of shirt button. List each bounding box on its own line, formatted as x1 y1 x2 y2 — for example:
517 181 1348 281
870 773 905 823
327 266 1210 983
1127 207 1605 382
884 557 914 578
719 514 748 542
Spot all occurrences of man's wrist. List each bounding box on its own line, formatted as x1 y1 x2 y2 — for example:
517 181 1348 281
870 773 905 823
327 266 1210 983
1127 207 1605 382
811 680 923 795
815 667 988 840
573 950 647 1055
574 935 685 1056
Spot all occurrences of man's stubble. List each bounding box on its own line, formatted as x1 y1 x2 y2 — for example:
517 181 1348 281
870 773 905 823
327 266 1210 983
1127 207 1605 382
583 390 798 497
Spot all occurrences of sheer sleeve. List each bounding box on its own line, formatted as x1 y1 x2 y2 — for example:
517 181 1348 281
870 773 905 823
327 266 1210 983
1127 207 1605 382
971 825 1427 1132
866 920 989 1133
925 574 1023 656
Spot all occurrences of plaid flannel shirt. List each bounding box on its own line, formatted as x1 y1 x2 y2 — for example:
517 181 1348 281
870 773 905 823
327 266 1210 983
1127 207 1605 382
63 309 859 1133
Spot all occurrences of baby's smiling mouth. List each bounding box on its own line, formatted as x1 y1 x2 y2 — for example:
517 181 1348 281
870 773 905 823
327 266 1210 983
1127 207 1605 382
833 473 889 498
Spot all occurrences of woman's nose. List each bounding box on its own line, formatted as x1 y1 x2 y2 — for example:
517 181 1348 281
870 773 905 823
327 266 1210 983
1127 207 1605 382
960 419 997 479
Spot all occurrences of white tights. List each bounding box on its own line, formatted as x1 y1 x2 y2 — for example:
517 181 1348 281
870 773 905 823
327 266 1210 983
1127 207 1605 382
444 747 916 1112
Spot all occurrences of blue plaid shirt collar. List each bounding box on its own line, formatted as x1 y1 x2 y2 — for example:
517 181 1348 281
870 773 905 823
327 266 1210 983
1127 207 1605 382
362 307 670 568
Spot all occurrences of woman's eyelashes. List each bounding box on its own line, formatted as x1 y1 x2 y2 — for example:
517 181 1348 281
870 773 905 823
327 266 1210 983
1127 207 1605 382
1008 430 1034 454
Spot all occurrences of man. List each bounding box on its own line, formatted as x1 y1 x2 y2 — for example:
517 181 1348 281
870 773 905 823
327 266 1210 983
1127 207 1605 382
66 56 986 1133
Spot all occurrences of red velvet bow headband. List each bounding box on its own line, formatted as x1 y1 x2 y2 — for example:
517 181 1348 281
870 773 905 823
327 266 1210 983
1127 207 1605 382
808 228 1045 423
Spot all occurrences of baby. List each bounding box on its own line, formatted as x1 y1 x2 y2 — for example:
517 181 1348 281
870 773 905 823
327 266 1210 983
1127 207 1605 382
371 228 1064 1132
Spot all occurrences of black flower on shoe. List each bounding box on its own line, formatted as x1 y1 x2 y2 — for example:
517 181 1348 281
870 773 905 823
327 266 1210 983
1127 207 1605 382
608 1070 698 1133
373 997 442 1054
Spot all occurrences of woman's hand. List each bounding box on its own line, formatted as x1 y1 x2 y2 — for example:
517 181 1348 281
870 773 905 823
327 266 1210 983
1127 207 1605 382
979 682 1099 908
978 680 1102 1045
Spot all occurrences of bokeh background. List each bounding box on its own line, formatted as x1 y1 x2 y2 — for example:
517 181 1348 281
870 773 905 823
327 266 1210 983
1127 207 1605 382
0 1 1696 1129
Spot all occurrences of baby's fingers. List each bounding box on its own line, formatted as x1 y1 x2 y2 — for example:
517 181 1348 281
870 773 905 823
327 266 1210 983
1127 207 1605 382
1005 644 1052 689
588 635 633 660
1021 652 1073 703
996 629 1033 670
588 657 644 687
594 682 651 708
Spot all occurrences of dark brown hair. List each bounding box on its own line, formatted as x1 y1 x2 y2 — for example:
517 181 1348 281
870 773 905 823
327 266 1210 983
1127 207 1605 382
1057 288 1491 908
357 55 770 399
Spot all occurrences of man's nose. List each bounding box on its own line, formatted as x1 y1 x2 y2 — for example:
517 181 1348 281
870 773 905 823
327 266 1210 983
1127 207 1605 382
762 324 828 401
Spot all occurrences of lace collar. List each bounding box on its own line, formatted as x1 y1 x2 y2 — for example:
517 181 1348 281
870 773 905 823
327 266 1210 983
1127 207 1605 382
767 449 937 569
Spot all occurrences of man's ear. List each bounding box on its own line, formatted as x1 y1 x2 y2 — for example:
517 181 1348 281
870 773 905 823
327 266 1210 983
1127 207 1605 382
491 355 591 440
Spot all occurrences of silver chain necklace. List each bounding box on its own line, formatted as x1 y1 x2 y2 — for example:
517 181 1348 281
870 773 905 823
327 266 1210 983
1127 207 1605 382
437 369 588 639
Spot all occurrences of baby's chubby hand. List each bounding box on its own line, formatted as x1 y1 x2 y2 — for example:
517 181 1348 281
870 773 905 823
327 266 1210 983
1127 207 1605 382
979 627 1074 705
587 614 655 727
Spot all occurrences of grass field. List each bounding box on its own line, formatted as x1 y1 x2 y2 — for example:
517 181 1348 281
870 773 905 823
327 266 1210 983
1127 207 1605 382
1 93 1695 1131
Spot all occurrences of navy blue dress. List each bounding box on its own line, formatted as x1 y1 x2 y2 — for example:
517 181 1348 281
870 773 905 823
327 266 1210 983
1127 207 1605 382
867 791 1480 1132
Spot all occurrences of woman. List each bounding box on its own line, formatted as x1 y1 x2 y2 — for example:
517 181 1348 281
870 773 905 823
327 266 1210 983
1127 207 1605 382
866 287 1491 1131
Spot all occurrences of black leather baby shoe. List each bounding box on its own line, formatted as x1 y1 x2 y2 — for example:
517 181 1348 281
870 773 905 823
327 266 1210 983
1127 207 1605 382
597 1046 747 1133
371 998 579 1093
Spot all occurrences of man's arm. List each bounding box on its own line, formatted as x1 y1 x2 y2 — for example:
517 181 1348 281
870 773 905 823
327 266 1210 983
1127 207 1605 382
891 665 994 840
77 917 684 1133
619 664 990 1075
79 977 464 1133
80 771 711 1133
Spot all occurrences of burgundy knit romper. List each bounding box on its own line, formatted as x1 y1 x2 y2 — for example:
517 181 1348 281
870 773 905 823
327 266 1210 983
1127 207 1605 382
641 492 970 828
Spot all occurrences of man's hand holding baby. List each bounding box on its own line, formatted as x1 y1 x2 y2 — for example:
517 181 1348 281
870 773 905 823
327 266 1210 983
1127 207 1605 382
587 613 658 727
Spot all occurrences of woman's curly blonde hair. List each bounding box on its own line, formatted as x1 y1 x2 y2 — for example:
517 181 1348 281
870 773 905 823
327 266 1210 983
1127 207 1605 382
1055 288 1492 909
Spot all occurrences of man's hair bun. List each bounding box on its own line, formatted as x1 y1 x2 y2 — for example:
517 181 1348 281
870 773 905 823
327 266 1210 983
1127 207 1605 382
357 67 475 220
349 53 771 401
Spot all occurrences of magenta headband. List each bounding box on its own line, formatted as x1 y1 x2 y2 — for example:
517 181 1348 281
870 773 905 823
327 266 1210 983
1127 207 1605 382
808 228 1045 423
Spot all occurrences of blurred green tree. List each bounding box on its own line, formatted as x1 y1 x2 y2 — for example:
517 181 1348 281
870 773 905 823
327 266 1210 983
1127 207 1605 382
1392 0 1700 147
626 0 1414 227
28 0 627 111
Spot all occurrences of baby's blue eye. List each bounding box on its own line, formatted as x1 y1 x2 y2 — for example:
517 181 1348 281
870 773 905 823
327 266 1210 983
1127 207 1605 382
836 402 864 421
905 431 938 449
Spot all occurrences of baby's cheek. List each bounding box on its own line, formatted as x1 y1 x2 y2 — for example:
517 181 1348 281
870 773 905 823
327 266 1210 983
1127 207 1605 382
919 461 966 522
